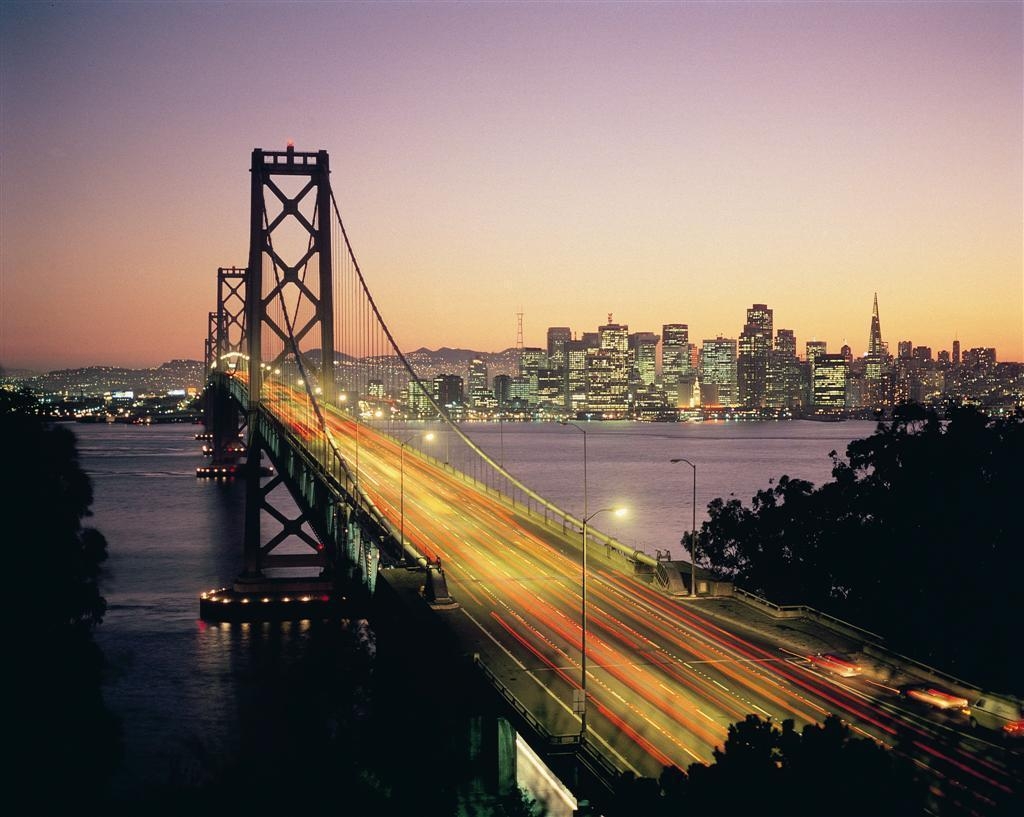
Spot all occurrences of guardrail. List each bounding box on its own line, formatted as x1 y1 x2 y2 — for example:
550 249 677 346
732 586 885 643
861 643 981 695
417 446 656 573
703 585 988 699
472 653 622 783
473 654 565 745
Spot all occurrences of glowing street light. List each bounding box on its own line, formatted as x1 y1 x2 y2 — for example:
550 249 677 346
670 457 698 597
400 431 435 551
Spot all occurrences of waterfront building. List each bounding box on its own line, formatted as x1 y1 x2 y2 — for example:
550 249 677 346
492 374 511 407
433 374 464 410
812 354 848 409
585 348 628 418
767 328 799 409
699 337 738 408
661 323 691 408
508 375 531 409
536 368 564 412
631 383 674 421
467 358 489 408
404 378 433 417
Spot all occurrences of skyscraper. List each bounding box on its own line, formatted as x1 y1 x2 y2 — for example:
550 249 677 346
596 316 629 414
812 354 848 410
546 327 572 371
699 337 738 407
767 328 798 409
585 348 628 418
467 358 488 407
546 327 572 409
738 304 773 408
520 347 546 406
806 340 827 407
433 374 464 411
565 338 588 413
865 293 891 407
629 331 659 387
661 323 691 408
868 292 885 357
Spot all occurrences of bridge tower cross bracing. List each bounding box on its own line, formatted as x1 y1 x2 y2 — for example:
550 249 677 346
216 265 248 367
204 311 218 372
242 145 337 580
204 266 251 468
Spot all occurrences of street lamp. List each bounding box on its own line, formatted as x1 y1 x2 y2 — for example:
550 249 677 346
400 431 435 550
579 505 626 739
670 457 698 597
561 420 626 740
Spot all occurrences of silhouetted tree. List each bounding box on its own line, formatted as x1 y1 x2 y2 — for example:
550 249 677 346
607 715 925 817
695 406 1024 691
2 390 120 813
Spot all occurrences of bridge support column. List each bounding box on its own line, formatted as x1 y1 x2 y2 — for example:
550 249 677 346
458 715 518 808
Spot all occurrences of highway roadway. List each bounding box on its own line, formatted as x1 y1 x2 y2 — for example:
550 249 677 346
263 384 1019 813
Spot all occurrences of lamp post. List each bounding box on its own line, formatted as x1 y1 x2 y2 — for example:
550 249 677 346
579 505 625 740
561 420 626 741
400 431 435 550
670 457 698 597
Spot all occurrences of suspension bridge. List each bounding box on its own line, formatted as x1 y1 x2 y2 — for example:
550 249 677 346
195 146 1017 813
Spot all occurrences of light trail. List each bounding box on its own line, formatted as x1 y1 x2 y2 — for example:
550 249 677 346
258 386 1019 806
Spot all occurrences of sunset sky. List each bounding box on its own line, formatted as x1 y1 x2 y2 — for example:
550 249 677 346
1 1 1021 371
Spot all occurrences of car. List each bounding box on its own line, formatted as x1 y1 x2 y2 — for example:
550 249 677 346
807 653 862 677
898 684 969 711
969 694 1024 738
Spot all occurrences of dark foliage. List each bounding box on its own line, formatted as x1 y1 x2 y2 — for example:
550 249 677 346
609 715 926 817
693 405 1024 692
2 389 121 813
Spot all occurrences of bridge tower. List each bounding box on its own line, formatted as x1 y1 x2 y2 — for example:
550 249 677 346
239 146 337 586
199 267 249 474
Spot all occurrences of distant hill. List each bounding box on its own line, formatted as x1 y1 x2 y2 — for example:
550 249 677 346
405 347 520 378
6 346 527 395
7 359 206 396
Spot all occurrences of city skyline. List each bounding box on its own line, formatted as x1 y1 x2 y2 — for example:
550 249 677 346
2 292 1016 374
2 2 1021 370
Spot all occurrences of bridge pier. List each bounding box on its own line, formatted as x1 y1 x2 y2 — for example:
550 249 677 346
196 376 247 478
